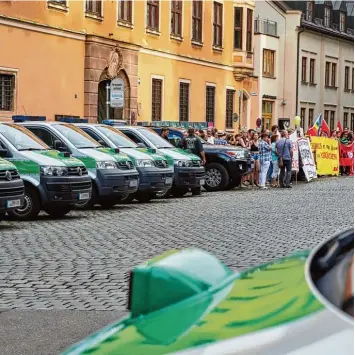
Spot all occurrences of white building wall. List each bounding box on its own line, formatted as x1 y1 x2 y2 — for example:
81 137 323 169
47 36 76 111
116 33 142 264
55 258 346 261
254 1 301 127
299 31 354 129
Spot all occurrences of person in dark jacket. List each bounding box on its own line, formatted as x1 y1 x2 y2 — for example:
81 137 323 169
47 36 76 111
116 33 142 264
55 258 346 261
181 127 206 165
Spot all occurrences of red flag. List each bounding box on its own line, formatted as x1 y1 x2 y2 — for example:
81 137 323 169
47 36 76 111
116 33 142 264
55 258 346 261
337 120 343 134
321 119 330 137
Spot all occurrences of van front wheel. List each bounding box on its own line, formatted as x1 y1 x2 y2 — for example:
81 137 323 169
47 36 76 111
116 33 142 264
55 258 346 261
8 185 41 221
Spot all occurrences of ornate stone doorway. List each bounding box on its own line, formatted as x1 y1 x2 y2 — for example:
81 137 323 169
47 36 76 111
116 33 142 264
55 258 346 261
97 70 131 122
84 36 138 123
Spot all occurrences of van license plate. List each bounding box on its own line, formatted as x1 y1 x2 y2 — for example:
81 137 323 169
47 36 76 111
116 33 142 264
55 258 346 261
6 199 21 208
200 179 205 186
165 177 173 185
78 193 90 200
129 180 138 187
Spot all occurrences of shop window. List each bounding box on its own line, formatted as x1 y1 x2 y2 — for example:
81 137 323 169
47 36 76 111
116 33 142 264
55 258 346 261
118 0 132 23
152 78 162 121
263 49 275 77
147 0 159 31
213 2 223 48
171 0 182 37
234 8 243 50
206 86 215 124
0 74 15 112
225 89 235 129
192 0 203 43
85 0 102 16
179 82 189 122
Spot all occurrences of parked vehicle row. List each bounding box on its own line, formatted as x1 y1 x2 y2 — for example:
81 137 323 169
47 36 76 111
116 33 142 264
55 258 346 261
0 118 252 221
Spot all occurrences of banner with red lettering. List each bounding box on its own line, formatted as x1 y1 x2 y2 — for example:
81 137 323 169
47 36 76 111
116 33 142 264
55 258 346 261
339 142 354 167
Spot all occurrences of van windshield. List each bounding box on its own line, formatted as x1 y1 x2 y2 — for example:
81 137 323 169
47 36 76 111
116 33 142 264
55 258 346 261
96 126 137 148
0 124 48 151
139 128 174 149
54 124 100 149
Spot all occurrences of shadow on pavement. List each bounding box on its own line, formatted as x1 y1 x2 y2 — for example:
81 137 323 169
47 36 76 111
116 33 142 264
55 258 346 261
0 309 127 355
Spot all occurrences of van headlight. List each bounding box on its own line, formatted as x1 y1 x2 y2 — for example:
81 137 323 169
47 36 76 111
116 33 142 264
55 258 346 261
174 160 193 167
96 161 117 170
135 159 154 168
40 166 68 176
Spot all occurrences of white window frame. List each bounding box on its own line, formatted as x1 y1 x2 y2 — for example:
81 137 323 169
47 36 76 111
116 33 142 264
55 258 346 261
117 0 134 27
145 0 161 34
170 0 184 39
191 0 204 44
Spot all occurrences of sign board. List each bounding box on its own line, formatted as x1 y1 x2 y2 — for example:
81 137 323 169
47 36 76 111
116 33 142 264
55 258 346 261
110 78 124 108
289 132 299 172
233 113 238 122
298 138 317 181
250 92 258 96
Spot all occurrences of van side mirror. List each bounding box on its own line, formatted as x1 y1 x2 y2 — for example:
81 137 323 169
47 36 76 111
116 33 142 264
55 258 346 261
137 143 146 148
54 140 66 152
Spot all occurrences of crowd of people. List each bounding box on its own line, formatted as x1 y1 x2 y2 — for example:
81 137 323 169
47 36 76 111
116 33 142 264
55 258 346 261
161 123 354 189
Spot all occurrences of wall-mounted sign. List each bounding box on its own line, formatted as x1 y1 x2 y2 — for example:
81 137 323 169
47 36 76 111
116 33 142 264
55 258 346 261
233 113 239 122
250 92 258 96
256 118 262 128
110 78 124 108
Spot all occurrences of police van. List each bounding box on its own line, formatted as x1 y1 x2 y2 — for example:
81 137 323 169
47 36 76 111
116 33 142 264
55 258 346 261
75 123 174 203
0 158 25 220
20 120 139 209
0 123 91 220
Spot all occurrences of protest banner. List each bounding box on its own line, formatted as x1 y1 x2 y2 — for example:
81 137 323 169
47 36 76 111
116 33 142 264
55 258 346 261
289 132 299 172
310 137 339 176
298 138 317 181
339 142 354 167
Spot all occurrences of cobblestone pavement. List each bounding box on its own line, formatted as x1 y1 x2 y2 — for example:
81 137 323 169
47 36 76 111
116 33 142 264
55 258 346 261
0 177 353 312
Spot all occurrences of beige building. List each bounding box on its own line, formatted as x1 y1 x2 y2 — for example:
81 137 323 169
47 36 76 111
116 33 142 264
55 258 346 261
254 0 354 132
254 1 301 130
288 0 354 131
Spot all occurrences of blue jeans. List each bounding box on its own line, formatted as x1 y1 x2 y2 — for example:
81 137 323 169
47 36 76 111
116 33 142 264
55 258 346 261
279 159 292 186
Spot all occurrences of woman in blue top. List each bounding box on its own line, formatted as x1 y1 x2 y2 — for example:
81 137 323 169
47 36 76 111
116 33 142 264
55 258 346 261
271 134 279 187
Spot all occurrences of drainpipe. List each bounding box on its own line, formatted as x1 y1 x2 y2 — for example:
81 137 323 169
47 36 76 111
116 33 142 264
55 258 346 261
295 27 305 116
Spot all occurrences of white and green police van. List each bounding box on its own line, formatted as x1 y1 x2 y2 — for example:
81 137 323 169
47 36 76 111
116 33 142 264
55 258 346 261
20 120 139 209
0 158 25 220
0 123 92 220
75 123 175 203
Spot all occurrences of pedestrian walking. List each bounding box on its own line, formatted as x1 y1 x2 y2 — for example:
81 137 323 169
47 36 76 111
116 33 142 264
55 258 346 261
270 134 279 187
181 127 206 165
276 130 293 188
258 133 272 189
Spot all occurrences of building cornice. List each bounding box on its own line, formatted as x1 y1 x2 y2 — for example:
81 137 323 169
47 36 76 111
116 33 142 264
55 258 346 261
0 14 85 41
300 21 354 42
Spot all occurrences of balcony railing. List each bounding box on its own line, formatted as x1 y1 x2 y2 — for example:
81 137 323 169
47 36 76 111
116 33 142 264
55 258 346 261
254 17 277 37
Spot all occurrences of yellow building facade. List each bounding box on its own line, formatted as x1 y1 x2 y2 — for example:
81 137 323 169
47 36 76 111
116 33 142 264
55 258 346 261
0 0 258 130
